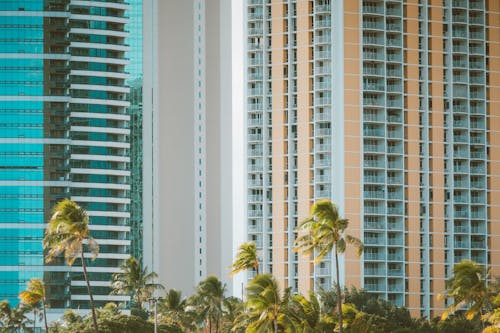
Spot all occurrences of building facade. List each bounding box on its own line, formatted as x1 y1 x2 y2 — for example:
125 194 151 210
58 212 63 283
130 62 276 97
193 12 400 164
244 0 499 317
142 0 234 295
0 0 131 314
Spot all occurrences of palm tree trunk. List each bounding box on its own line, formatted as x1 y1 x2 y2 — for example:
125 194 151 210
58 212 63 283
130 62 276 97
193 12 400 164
33 308 37 333
81 251 99 333
334 247 343 333
274 318 278 333
42 300 48 332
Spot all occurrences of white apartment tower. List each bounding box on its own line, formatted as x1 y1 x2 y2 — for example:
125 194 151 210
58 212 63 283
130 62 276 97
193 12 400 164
142 0 234 295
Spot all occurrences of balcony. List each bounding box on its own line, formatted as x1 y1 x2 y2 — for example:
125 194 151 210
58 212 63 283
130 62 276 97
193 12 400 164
248 27 263 35
364 83 384 92
315 174 331 183
364 145 384 153
248 12 263 20
315 143 331 152
315 35 332 44
248 224 262 233
248 72 263 81
364 251 385 261
386 38 402 47
247 88 263 96
387 268 404 277
387 68 402 77
363 67 384 76
386 99 402 108
364 206 385 214
314 80 331 90
453 0 467 8
248 133 263 141
452 29 467 39
315 189 331 198
315 128 331 136
387 145 403 154
363 128 385 137
248 209 263 217
364 221 384 230
454 240 469 248
363 36 384 46
471 210 485 219
248 57 263 66
386 7 401 17
365 267 386 276
248 179 263 187
362 5 384 15
316 159 331 167
315 65 331 74
248 164 263 172
470 61 484 70
315 111 331 121
453 14 467 23
365 237 385 245
248 118 263 126
387 253 404 261
364 175 384 184
386 23 402 32
315 97 332 106
365 283 385 292
315 4 331 13
314 19 331 29
363 21 384 30
387 207 403 215
363 97 384 107
364 191 385 199
316 267 330 276
387 176 403 185
248 148 263 156
454 210 468 218
315 50 332 59
364 159 384 168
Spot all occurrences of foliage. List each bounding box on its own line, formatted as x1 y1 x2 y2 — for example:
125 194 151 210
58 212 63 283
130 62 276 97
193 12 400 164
19 278 49 332
0 300 31 332
190 276 227 333
111 256 165 305
231 242 259 276
294 199 363 333
240 274 295 333
43 199 100 333
158 289 196 332
43 199 98 266
440 260 490 321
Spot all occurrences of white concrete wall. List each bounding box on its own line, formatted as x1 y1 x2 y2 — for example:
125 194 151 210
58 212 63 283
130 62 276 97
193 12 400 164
143 0 233 296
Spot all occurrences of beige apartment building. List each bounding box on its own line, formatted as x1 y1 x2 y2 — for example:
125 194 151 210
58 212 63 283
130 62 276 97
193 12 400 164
245 0 499 317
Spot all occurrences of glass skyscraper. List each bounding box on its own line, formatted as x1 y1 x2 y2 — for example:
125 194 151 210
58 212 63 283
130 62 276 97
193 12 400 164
0 0 131 312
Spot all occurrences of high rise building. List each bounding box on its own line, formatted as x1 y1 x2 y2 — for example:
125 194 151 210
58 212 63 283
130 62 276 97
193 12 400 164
244 0 499 317
142 0 234 295
0 0 131 316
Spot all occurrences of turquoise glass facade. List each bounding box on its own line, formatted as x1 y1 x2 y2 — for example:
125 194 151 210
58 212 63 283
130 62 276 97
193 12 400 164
0 0 131 311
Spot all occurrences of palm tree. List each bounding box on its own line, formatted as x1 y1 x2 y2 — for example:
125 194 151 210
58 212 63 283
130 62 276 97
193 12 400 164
243 274 294 333
231 242 260 276
0 300 31 332
43 199 100 333
191 276 226 333
111 256 164 307
440 260 490 322
294 199 364 333
158 289 195 331
19 278 49 332
287 292 334 333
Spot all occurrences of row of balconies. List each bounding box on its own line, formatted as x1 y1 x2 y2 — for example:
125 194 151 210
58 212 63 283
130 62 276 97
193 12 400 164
453 0 484 10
